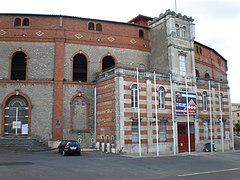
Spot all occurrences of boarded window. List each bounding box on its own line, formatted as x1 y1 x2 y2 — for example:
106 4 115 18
72 96 87 131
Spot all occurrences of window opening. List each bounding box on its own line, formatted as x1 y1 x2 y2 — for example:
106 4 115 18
158 86 165 109
11 51 27 80
205 73 210 79
23 18 29 26
14 18 21 27
139 29 144 38
88 22 94 31
96 23 102 32
202 91 208 111
132 121 139 143
102 56 115 72
175 24 180 37
131 84 138 108
196 69 200 77
73 54 87 82
179 55 186 76
182 26 186 38
220 93 223 112
160 121 166 142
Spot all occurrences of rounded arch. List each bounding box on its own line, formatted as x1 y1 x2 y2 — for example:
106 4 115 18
72 52 89 82
205 73 210 79
9 49 29 80
69 93 90 132
23 18 29 26
139 29 144 39
196 69 200 77
88 22 94 31
96 23 102 32
14 17 21 27
175 24 180 36
1 91 32 137
100 54 117 72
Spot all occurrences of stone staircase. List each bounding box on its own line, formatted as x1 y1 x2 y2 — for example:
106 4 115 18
0 138 50 152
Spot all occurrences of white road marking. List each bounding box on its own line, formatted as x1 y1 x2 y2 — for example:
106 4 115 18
178 168 240 177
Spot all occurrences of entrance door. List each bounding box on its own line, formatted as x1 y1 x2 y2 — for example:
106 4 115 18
178 122 195 152
4 96 29 137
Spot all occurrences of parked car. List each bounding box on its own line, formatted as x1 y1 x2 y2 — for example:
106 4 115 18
58 140 81 156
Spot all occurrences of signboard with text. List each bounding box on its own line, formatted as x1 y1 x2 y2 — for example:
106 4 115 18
176 91 197 115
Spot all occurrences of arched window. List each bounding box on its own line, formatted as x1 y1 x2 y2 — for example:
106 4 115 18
219 93 223 112
96 23 102 32
182 26 186 38
72 96 87 131
196 46 199 54
202 91 208 111
139 64 146 71
102 56 115 72
158 86 165 109
23 18 29 26
131 84 138 108
196 69 200 77
73 54 87 82
205 73 210 79
11 51 27 80
14 18 21 27
88 22 94 31
139 29 144 39
175 24 180 37
199 47 202 54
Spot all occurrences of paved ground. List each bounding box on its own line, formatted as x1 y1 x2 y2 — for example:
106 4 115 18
1 149 240 180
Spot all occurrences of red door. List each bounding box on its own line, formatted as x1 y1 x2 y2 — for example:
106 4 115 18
178 122 195 152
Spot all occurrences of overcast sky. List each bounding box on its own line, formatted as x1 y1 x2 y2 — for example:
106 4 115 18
1 0 239 103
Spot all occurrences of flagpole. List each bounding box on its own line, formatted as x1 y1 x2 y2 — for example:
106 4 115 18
209 80 213 154
218 83 224 152
175 0 178 13
136 68 141 157
154 71 159 156
185 76 191 155
170 74 176 155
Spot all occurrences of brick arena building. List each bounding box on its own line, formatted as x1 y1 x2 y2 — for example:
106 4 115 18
0 10 233 154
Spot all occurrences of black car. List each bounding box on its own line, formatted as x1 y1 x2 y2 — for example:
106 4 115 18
58 140 81 156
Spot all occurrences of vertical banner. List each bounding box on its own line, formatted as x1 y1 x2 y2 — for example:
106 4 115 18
175 91 197 115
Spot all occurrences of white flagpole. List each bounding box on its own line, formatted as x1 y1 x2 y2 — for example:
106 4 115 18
136 68 141 157
175 0 178 13
185 76 191 155
218 83 224 152
154 71 159 156
170 74 176 155
209 80 213 154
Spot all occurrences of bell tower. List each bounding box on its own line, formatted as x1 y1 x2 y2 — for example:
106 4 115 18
149 9 196 87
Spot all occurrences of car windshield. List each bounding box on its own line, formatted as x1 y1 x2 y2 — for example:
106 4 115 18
67 141 79 146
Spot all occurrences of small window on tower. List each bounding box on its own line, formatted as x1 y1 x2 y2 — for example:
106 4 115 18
139 29 144 39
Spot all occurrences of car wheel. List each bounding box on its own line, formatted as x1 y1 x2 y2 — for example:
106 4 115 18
78 151 81 156
62 150 66 156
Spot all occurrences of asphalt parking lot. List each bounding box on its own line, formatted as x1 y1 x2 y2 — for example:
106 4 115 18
1 149 240 180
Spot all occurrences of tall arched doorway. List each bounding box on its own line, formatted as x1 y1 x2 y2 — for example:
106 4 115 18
4 95 29 137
